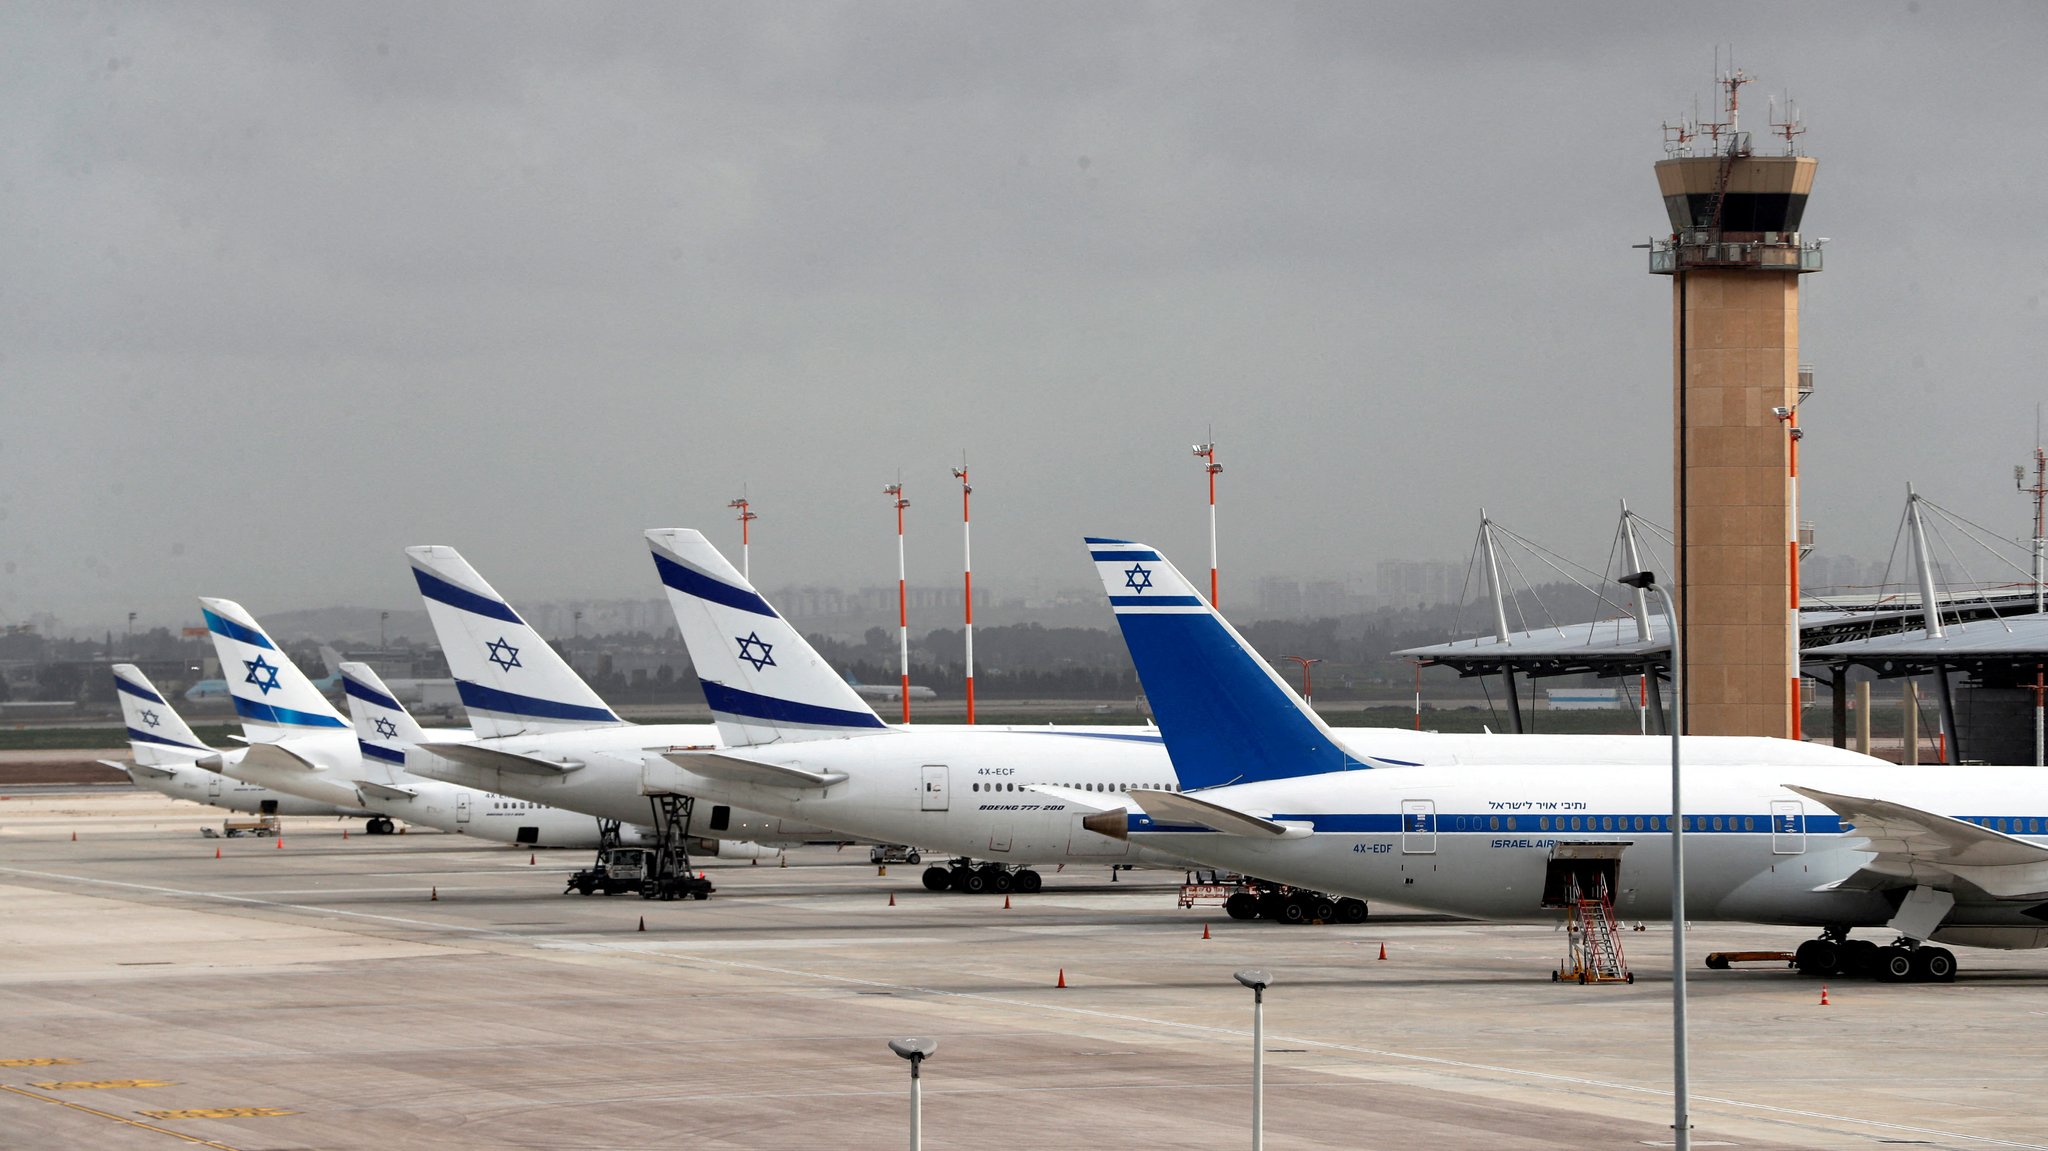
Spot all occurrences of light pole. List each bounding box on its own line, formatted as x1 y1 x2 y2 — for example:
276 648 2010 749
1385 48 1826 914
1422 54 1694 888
1281 656 1321 707
951 460 975 724
887 1037 937 1151
884 481 911 723
1192 436 1222 605
1233 969 1272 1151
728 496 758 582
1620 569 1689 1151
126 612 136 656
379 610 389 650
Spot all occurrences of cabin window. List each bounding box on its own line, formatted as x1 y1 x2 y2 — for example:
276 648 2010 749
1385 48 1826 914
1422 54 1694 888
1599 816 1612 831
1538 817 1550 831
1505 817 1518 831
1488 816 1500 831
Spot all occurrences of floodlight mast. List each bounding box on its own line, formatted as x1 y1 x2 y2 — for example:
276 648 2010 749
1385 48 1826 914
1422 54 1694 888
1281 655 1321 707
884 480 911 724
1192 433 1222 605
952 459 975 725
728 496 757 582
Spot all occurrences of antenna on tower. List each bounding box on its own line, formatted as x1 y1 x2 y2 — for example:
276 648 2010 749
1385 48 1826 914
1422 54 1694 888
1769 94 1806 156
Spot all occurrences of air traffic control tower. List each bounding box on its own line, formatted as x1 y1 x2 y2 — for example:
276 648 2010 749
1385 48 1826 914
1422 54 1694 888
1648 73 1822 739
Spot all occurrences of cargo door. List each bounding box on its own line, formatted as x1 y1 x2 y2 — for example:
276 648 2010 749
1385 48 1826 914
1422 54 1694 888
920 765 948 812
1400 799 1436 854
1771 799 1805 854
456 793 472 824
206 773 221 800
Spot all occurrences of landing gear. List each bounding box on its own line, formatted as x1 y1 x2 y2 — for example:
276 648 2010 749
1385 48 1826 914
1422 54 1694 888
1792 929 1957 983
364 816 396 835
929 860 1041 894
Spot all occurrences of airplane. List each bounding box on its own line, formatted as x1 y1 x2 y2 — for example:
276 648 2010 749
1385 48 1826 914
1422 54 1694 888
638 529 1880 896
106 664 372 820
1079 536 2048 983
847 673 937 702
388 544 825 860
339 662 628 848
199 598 612 847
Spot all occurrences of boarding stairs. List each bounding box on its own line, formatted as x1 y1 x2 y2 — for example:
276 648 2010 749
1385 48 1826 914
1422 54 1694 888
1555 875 1632 985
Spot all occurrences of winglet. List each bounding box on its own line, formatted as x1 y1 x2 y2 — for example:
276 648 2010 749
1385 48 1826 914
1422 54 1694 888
405 545 625 738
645 528 889 746
196 600 351 739
1086 538 1355 788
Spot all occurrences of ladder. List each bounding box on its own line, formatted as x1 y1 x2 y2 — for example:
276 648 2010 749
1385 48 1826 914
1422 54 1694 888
1556 875 1633 985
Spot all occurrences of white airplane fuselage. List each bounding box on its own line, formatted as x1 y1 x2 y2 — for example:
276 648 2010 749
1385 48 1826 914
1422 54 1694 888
1124 762 2048 949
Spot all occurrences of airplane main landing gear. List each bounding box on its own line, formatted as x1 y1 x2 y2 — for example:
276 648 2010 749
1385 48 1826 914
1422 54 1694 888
364 816 397 835
924 859 1042 894
1793 929 1954 983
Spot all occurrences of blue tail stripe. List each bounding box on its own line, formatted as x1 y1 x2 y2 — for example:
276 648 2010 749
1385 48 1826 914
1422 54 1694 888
700 681 889 730
114 676 167 705
411 567 523 626
1091 549 1161 562
455 680 619 724
1112 611 1352 788
1109 595 1204 607
357 740 408 764
231 697 349 729
1082 537 1136 545
343 676 402 711
126 727 209 751
203 609 276 650
651 551 775 618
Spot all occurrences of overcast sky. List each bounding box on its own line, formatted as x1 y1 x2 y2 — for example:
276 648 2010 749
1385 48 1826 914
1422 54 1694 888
5 2 2046 631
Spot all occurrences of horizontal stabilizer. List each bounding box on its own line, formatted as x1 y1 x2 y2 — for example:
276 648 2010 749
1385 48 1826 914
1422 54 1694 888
240 742 321 772
103 758 177 781
1124 787 1312 840
428 742 584 776
655 750 847 789
353 780 418 802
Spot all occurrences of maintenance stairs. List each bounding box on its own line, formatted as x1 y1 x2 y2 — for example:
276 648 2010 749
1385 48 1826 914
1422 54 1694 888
1554 875 1632 985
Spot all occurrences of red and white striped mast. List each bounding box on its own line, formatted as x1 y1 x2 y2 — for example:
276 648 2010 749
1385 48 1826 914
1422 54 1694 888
727 495 757 582
1191 433 1222 605
951 457 975 725
884 479 912 723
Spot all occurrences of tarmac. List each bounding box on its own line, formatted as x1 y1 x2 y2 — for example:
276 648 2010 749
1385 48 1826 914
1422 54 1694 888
2 791 2043 1150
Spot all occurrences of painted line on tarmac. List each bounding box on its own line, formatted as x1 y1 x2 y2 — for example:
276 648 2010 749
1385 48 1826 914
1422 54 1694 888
0 1084 246 1150
7 864 2042 1150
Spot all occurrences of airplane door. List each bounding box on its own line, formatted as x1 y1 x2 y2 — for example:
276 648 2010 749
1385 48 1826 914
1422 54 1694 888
1771 799 1805 854
456 794 471 824
1401 800 1436 854
920 765 948 812
206 774 221 800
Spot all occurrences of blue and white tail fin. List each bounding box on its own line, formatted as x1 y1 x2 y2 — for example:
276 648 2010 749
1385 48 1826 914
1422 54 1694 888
1086 538 1358 788
111 664 213 764
339 662 424 781
198 598 352 741
405 545 625 738
645 528 890 746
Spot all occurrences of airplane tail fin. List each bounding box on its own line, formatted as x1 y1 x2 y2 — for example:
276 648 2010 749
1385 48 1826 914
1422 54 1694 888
339 662 423 780
405 545 625 738
1086 538 1357 788
198 599 352 741
645 528 889 746
111 664 214 764
316 644 346 686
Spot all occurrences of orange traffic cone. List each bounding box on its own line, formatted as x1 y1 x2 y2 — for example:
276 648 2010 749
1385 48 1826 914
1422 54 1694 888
638 917 646 932
1003 895 1011 910
888 892 897 907
529 853 536 865
430 886 438 901
1819 984 1830 1006
70 831 77 842
343 828 349 840
1056 968 1067 989
1377 942 1388 961
275 836 283 849
1202 922 1211 940
214 847 221 859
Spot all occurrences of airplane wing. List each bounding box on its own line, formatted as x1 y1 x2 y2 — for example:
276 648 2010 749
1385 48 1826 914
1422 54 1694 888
1788 785 2048 900
428 742 584 776
354 780 418 803
653 751 847 789
1027 784 1124 812
1116 787 1312 840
